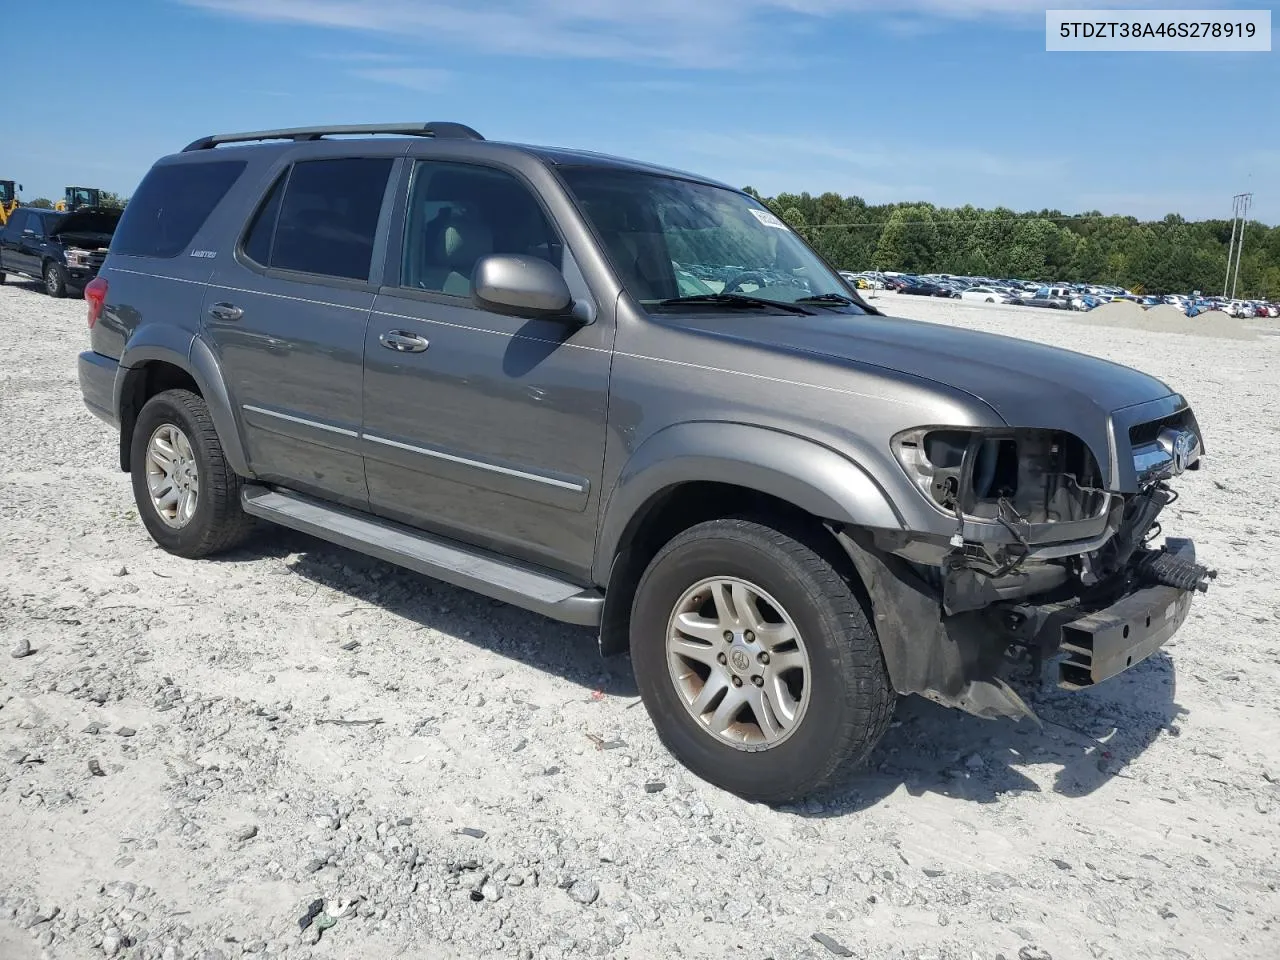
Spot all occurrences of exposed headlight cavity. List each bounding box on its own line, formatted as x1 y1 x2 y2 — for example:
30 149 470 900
893 427 1107 525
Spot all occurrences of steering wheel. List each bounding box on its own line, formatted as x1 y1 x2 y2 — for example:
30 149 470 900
722 271 767 294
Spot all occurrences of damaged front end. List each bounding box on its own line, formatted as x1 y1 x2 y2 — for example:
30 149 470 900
841 410 1215 722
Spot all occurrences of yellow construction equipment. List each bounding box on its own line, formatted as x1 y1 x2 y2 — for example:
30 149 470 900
54 186 102 213
0 180 21 227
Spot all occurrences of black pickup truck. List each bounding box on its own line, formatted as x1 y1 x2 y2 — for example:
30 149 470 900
0 205 121 297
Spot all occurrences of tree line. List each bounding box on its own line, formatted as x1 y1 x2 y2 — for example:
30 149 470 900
743 188 1279 299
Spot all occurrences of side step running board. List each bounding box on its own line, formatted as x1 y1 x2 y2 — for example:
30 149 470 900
241 486 603 626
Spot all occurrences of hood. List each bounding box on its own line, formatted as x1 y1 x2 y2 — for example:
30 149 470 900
670 308 1178 479
49 206 121 240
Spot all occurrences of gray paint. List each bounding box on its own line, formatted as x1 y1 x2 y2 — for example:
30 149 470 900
78 128 1203 627
473 254 575 317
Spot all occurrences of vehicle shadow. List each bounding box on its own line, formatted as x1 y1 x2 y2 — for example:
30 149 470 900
3 278 47 294
221 527 638 699
220 527 1181 812
805 651 1183 816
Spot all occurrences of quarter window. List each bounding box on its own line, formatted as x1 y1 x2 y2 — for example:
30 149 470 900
401 161 562 296
110 160 246 258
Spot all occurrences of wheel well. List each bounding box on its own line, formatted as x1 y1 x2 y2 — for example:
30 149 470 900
597 481 862 656
118 361 202 472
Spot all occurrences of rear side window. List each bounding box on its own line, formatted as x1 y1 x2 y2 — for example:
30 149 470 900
111 160 246 258
245 158 392 281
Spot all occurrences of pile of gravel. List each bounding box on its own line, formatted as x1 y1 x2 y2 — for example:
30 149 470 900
1074 303 1255 340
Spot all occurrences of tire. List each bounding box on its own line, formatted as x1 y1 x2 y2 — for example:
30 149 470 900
130 389 255 559
630 518 895 804
43 261 68 298
985 298 995 304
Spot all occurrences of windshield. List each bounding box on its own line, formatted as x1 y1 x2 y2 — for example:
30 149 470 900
558 166 856 309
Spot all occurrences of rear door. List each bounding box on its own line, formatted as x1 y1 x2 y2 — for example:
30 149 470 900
203 154 397 510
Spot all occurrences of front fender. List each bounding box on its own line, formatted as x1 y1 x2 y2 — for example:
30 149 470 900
593 421 905 583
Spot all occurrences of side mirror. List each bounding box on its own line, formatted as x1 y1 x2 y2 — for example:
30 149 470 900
472 254 574 320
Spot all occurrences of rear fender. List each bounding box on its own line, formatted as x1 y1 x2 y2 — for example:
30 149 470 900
115 328 251 477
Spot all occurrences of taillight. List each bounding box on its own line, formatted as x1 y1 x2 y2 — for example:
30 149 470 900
85 276 108 329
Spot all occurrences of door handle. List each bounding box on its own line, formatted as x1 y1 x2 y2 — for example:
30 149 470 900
379 330 429 353
208 302 243 322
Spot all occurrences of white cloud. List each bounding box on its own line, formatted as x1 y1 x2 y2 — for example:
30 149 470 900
349 66 451 91
180 0 1244 67
682 130 1067 182
315 50 409 63
179 0 738 66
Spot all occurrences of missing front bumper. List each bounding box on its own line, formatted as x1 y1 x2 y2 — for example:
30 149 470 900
837 528 1209 723
1056 537 1199 690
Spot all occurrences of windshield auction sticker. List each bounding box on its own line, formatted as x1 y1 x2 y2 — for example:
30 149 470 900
1047 9 1270 50
749 209 789 229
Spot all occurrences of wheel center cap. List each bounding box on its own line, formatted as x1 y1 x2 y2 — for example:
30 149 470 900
728 645 753 675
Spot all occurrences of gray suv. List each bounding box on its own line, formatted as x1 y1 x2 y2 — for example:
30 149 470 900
77 122 1214 802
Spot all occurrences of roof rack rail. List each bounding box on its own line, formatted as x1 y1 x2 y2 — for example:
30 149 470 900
181 122 484 152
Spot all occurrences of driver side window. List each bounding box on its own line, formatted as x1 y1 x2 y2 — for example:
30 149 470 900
401 161 563 298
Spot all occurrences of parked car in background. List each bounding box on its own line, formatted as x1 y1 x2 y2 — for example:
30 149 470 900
899 277 955 297
0 205 121 297
1021 286 1073 310
960 285 1013 304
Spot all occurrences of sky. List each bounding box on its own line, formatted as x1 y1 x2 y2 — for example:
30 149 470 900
4 0 1276 222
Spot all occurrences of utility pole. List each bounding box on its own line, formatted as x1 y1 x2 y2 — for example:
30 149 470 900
1223 193 1252 299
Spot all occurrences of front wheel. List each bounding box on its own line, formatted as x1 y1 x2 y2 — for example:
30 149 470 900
630 518 895 804
44 261 68 298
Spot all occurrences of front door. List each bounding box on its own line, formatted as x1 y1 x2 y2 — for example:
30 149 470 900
363 159 613 579
203 156 395 509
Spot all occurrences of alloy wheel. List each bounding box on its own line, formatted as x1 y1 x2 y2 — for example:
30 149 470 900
145 423 200 528
665 576 811 750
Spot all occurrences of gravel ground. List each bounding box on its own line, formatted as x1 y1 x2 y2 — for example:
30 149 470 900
2 279 1278 960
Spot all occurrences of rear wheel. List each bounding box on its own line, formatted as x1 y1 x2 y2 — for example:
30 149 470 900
130 389 255 558
43 261 68 298
630 518 895 804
